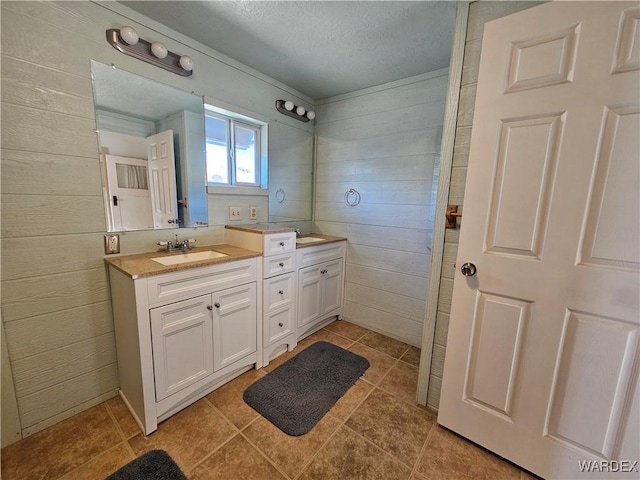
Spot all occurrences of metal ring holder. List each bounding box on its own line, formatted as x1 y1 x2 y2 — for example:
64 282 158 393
275 188 286 203
344 188 361 207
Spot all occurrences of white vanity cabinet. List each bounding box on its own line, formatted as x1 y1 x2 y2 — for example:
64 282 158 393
225 226 298 365
296 241 346 340
107 255 260 435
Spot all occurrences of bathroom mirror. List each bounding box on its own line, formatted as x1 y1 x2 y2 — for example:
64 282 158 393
91 60 208 232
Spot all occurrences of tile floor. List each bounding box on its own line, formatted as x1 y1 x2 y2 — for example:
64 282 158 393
1 320 537 480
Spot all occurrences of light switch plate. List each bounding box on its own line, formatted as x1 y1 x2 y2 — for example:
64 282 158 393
229 206 242 220
104 234 120 254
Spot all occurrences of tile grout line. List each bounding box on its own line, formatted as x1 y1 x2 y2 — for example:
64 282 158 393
293 377 378 480
341 421 419 474
199 395 292 479
238 427 295 480
58 403 135 480
409 419 439 479
184 396 246 473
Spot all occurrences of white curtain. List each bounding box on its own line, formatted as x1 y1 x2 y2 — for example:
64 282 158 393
116 163 148 190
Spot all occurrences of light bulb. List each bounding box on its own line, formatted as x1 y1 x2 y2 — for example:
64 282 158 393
119 26 139 45
179 55 194 71
306 111 316 120
296 106 306 116
151 42 168 59
284 100 294 111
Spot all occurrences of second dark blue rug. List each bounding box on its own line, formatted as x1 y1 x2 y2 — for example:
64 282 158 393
243 341 369 436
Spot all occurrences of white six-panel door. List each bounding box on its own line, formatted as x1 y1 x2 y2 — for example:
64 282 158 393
146 129 178 229
438 2 639 479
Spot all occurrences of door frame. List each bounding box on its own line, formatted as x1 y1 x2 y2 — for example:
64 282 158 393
417 1 470 405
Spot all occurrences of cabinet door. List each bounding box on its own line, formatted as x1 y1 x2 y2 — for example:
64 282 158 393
298 264 322 328
212 282 257 371
150 294 213 401
322 258 344 315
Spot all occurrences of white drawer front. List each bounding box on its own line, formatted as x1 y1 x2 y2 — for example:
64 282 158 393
264 233 296 256
146 258 257 306
264 272 295 312
297 241 346 268
265 305 295 345
263 252 295 278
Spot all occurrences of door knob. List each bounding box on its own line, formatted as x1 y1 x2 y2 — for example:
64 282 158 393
460 263 476 277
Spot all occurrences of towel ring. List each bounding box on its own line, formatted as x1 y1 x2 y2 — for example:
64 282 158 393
344 188 361 207
275 188 285 203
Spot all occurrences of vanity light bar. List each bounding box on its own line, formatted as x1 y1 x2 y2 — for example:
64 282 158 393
106 28 193 77
275 100 315 122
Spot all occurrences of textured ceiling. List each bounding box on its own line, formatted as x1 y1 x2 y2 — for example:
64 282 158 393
120 1 457 100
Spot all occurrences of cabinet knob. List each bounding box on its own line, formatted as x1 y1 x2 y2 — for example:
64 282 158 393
207 305 213 311
279 241 285 246
321 269 328 274
278 290 284 295
278 322 284 327
279 262 285 267
214 302 221 308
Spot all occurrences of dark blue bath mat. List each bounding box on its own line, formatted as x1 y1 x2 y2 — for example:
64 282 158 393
243 341 370 436
106 449 187 480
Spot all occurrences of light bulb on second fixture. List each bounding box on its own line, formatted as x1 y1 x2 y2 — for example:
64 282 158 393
179 55 194 72
284 101 295 111
151 42 168 59
306 111 316 120
296 106 306 116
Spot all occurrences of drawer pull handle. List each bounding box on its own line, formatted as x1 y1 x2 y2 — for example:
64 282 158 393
279 262 285 267
321 269 328 274
214 302 221 309
207 305 213 311
278 322 284 327
279 241 285 246
278 290 284 295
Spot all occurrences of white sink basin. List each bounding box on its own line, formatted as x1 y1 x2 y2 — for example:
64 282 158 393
151 250 228 266
296 237 324 244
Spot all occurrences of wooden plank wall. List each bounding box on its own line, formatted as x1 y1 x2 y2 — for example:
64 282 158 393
426 0 545 411
314 71 449 346
0 0 314 437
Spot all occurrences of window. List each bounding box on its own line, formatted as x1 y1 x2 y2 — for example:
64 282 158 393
205 105 267 191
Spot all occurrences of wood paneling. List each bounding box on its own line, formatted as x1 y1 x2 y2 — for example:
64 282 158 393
4 302 113 360
316 73 447 345
12 332 116 397
0 150 103 197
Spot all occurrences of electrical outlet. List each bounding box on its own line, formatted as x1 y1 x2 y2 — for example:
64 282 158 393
229 206 242 220
249 206 258 220
104 234 120 254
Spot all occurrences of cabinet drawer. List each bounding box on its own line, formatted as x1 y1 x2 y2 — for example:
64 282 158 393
146 258 257 306
297 241 346 268
264 272 295 312
264 233 296 256
265 305 295 345
263 252 295 278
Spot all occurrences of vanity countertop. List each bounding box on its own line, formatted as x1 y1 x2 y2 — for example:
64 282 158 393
104 244 261 279
224 224 295 234
295 234 347 248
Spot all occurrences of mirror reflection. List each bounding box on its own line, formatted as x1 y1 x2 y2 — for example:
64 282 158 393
91 60 208 232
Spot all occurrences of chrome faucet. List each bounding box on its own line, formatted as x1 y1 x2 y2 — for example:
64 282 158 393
294 228 301 238
158 235 196 252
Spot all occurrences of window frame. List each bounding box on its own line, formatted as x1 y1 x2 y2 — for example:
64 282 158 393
204 104 268 194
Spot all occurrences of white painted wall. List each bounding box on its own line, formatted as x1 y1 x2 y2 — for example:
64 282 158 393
314 71 448 346
0 0 314 437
